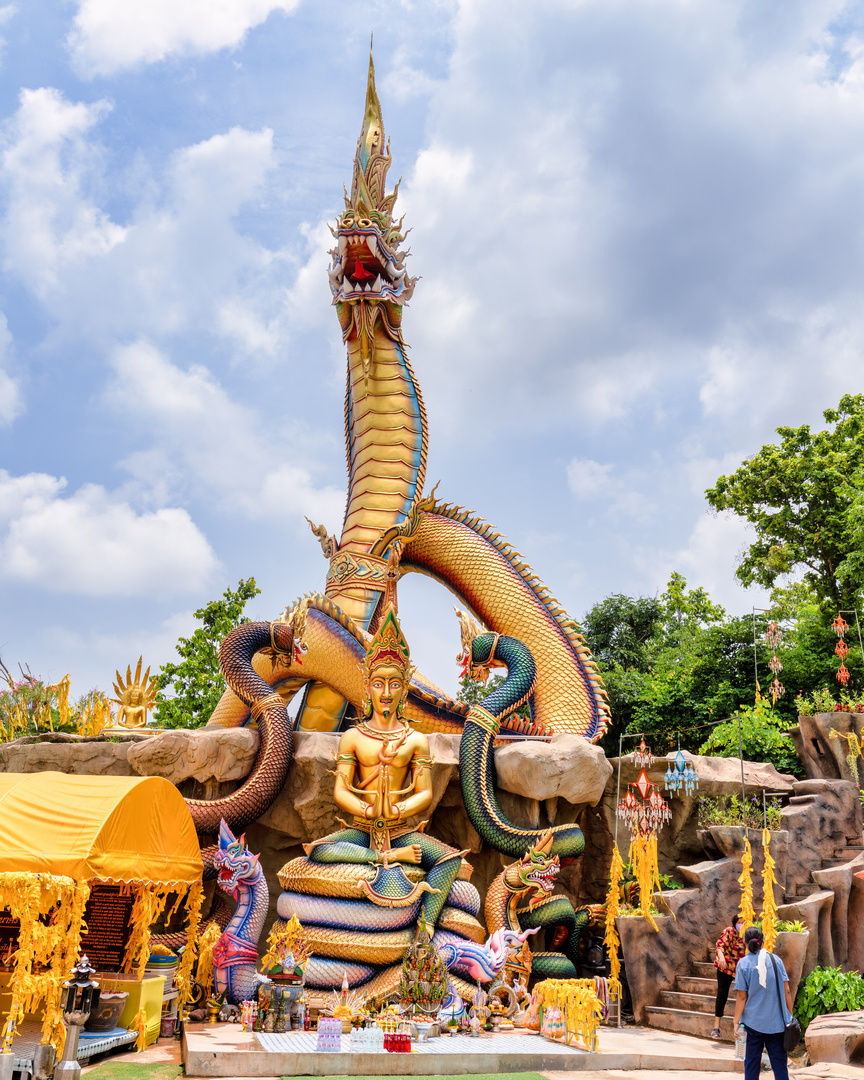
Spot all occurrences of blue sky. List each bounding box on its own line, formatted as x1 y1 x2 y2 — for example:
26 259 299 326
2 0 864 701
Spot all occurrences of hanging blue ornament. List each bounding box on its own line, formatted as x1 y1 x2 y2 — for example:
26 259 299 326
664 748 699 797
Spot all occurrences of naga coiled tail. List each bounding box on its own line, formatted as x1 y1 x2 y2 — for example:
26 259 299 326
185 621 294 843
459 632 585 861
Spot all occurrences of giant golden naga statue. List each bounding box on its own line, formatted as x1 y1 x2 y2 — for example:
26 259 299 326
191 49 612 998
207 52 610 742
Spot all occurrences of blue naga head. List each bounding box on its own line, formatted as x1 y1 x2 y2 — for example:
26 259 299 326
214 819 261 897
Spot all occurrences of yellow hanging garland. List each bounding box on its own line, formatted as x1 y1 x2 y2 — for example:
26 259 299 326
122 882 175 980
604 843 624 986
0 872 91 1057
534 978 603 1052
132 1007 147 1053
192 921 223 1002
738 836 755 929
629 830 661 930
173 881 204 1013
761 828 778 952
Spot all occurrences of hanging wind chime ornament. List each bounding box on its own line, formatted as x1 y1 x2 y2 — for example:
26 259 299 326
664 749 700 796
765 620 785 703
615 738 669 928
632 738 654 769
833 615 851 687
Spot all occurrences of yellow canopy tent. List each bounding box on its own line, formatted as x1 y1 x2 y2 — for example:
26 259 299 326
0 772 204 1055
0 773 202 882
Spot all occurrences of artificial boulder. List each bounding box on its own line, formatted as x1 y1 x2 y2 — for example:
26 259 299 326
806 1009 864 1065
127 727 258 784
494 733 612 806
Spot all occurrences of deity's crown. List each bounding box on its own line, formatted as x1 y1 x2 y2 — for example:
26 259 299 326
364 604 411 679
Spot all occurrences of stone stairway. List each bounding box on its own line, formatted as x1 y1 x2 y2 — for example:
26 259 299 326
781 841 863 902
644 949 734 1041
644 838 864 1042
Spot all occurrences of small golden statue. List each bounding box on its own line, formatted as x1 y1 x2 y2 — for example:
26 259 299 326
111 657 157 729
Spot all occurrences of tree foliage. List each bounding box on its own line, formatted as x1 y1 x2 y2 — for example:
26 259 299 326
794 967 864 1030
698 699 804 778
582 574 861 768
154 578 261 729
705 393 864 612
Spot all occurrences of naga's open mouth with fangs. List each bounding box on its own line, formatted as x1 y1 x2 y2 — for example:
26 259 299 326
328 213 415 305
327 55 416 327
526 858 560 894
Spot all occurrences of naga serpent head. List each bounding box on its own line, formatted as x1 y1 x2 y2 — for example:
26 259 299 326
328 48 417 378
454 607 498 685
215 819 262 898
508 830 561 909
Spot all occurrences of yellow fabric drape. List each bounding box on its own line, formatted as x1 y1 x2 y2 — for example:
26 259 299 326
0 873 91 1057
629 831 661 930
192 921 223 1002
603 843 624 985
738 836 755 929
0 775 204 1054
174 882 205 1012
534 978 603 1051
761 828 778 951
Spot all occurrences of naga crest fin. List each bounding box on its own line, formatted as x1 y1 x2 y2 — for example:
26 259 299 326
218 819 236 851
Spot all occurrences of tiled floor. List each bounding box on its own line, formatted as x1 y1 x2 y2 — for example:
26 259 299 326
257 1031 589 1056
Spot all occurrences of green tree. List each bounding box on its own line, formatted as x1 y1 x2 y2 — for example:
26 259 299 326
154 578 261 729
698 699 805 778
583 573 732 753
705 393 864 612
579 593 663 669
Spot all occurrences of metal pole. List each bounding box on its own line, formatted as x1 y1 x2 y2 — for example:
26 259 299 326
613 731 645 1027
752 610 759 695
615 733 623 849
738 707 746 806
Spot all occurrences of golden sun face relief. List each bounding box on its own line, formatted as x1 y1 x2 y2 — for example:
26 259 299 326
111 656 158 728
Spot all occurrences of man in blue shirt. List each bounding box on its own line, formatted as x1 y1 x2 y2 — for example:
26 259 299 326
733 926 794 1080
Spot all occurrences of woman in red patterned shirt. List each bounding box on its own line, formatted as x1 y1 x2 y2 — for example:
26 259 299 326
712 915 745 1038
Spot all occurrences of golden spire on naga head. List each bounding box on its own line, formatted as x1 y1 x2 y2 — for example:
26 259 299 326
328 43 417 377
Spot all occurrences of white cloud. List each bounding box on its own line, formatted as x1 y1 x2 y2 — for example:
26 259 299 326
566 455 655 521
105 340 345 527
0 92 288 355
0 468 219 596
67 0 301 78
0 87 124 299
669 511 769 611
0 6 17 68
566 457 613 496
0 313 21 425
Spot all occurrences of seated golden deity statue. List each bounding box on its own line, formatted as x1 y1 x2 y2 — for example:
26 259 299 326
110 657 157 730
303 605 464 925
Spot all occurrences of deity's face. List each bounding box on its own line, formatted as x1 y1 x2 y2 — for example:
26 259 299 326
366 663 406 722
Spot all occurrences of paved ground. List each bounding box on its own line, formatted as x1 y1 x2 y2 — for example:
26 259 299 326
79 1023 864 1079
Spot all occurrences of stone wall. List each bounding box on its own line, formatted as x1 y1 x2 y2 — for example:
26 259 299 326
791 712 864 782
0 727 613 937
618 781 863 1023
574 751 797 906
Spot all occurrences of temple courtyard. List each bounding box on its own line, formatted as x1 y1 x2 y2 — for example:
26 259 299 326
79 1025 864 1079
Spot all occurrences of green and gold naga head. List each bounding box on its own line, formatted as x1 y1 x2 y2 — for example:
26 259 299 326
506 830 562 908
